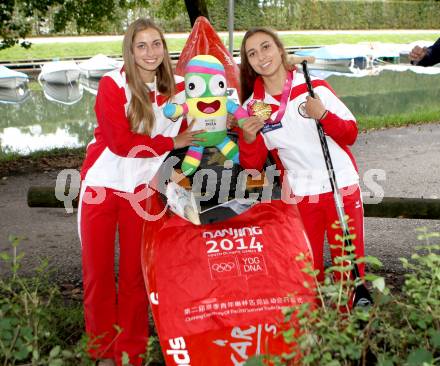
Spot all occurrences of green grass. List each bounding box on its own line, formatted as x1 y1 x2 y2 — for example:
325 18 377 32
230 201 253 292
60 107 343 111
278 33 438 48
357 109 440 130
0 41 125 61
0 32 437 61
0 150 21 162
0 146 85 163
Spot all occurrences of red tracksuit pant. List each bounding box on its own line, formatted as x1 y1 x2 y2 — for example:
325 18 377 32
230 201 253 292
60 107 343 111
79 185 148 366
295 185 365 282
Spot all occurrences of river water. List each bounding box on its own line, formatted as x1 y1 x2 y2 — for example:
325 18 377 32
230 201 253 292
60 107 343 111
1 66 440 155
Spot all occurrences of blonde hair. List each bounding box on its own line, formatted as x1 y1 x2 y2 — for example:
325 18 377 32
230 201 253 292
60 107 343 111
239 27 291 104
122 18 175 135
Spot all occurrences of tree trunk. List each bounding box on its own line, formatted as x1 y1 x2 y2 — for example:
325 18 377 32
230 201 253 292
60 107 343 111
27 186 79 208
184 0 210 26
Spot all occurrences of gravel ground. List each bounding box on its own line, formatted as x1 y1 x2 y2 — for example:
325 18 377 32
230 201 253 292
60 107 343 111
1 123 439 288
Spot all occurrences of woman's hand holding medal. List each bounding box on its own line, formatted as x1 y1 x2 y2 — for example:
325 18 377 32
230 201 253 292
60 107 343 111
240 100 271 144
242 116 265 144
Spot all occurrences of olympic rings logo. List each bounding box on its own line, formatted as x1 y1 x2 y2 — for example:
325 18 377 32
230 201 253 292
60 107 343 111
212 262 235 272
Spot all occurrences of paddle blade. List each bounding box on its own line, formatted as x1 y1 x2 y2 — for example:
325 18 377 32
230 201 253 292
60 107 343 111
352 283 373 308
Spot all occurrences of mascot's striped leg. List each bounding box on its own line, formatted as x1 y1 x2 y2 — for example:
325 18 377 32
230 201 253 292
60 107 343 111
216 136 239 165
181 146 204 176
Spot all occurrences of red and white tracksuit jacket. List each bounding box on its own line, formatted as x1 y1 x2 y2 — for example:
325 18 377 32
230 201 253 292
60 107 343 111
78 67 185 365
239 69 365 281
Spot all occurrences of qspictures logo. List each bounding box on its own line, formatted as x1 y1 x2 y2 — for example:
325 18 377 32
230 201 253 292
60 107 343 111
54 142 387 217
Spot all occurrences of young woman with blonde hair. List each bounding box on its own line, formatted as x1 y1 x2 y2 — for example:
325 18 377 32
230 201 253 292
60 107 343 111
79 18 202 366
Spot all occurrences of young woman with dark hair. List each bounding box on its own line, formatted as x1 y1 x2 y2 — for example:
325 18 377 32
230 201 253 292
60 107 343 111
238 27 365 284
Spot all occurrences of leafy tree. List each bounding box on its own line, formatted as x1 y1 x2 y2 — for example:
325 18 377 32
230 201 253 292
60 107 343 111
0 0 62 50
0 0 149 50
152 0 187 23
153 0 210 27
53 0 121 34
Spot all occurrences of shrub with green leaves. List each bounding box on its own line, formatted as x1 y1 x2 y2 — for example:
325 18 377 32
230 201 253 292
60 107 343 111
0 236 159 365
2 228 439 366
245 227 440 366
0 235 92 366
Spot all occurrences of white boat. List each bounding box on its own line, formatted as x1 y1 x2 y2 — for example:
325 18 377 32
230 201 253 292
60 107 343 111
296 43 401 72
0 84 30 104
380 63 440 75
79 75 100 95
78 54 122 78
309 67 381 80
40 80 83 105
38 60 81 84
296 44 374 72
0 65 29 89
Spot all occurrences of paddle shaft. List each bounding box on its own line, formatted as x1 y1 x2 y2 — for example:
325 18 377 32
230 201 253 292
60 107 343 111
301 60 362 280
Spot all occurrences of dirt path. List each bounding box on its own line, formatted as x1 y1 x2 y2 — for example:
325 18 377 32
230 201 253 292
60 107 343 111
0 171 81 284
1 123 440 288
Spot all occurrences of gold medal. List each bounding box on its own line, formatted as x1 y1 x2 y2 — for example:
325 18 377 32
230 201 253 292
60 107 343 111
249 100 272 120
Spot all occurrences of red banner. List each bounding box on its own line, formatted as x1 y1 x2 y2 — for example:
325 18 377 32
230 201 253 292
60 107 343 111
141 192 315 365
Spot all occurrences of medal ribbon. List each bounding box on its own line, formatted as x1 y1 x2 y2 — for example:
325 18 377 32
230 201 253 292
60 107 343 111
270 69 294 124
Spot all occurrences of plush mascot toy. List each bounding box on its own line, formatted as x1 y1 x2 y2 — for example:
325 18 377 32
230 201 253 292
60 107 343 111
164 55 248 176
